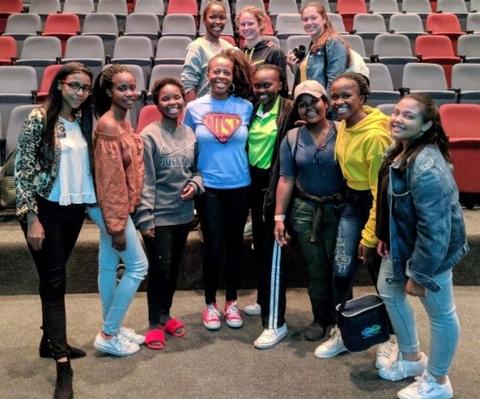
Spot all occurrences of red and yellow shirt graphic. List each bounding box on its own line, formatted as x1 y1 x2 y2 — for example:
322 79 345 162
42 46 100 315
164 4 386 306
203 113 242 143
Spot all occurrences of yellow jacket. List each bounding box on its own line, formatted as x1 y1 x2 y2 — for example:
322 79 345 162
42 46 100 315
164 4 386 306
335 106 392 248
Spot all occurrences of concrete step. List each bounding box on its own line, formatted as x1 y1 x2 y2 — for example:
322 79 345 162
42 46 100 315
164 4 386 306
1 210 479 294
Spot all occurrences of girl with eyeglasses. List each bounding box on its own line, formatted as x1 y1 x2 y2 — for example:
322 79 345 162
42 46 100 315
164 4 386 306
16 62 95 399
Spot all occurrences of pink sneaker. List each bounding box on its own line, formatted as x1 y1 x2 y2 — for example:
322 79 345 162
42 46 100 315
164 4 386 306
224 300 243 328
202 303 221 330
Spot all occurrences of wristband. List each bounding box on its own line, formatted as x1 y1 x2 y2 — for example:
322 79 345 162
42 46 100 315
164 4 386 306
274 214 286 222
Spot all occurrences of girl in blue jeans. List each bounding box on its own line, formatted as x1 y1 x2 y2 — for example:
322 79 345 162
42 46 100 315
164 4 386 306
89 65 148 357
376 94 468 399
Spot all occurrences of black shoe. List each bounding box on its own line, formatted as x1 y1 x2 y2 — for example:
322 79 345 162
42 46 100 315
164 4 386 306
304 321 326 342
54 360 73 399
40 336 86 360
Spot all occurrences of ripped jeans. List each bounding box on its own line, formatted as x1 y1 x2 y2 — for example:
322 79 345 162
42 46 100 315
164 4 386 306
333 200 381 307
88 206 148 335
378 256 460 376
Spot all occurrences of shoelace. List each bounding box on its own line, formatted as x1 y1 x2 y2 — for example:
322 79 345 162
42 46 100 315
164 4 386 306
117 333 133 349
205 305 219 320
226 303 240 319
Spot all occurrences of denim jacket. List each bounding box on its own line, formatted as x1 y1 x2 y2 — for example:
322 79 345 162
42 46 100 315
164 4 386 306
296 37 348 92
388 145 469 292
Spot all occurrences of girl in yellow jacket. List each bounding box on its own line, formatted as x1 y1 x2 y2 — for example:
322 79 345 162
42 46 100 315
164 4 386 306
314 72 396 366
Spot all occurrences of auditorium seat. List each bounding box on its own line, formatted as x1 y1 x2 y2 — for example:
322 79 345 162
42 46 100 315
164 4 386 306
366 63 401 106
111 36 154 85
36 63 62 102
5 104 37 160
425 13 464 51
200 0 231 17
402 0 432 16
269 0 299 25
0 0 23 34
466 12 480 33
96 0 128 31
63 35 105 80
167 0 198 16
3 13 41 56
415 34 460 86
402 62 457 104
327 13 347 34
235 0 266 14
0 36 17 65
283 34 310 55
134 0 165 26
389 13 426 46
336 0 367 32
275 13 304 47
471 0 480 11
342 34 368 61
82 13 118 58
369 0 400 21
42 13 81 55
436 0 468 29
28 0 61 19
457 34 480 62
300 0 331 12
136 104 162 134
161 14 197 38
451 63 480 103
149 64 183 94
154 36 192 65
124 13 161 41
351 13 387 57
62 0 95 18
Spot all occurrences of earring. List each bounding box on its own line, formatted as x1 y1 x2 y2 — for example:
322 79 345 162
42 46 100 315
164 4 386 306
228 83 236 94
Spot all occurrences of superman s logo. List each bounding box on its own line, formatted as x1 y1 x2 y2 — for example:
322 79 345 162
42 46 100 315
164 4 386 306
203 113 242 143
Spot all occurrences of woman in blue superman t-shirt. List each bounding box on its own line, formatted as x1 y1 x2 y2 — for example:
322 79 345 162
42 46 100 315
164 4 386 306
184 49 253 331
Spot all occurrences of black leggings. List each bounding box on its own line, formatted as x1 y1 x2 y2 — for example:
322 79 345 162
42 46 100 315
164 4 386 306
21 196 85 360
196 186 250 304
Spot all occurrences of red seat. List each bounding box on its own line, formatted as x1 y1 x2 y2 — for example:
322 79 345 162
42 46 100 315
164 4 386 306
439 104 480 203
0 36 17 65
136 104 162 134
336 0 367 32
415 35 460 87
0 0 23 33
37 64 63 103
426 13 464 51
42 13 81 56
167 0 198 16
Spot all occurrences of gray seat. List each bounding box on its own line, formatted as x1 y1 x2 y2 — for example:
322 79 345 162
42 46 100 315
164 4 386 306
437 0 468 29
200 0 231 17
369 0 400 16
402 62 457 104
466 13 480 33
0 66 37 140
154 36 192 65
2 13 42 55
134 0 165 26
5 104 37 160
96 0 128 31
300 0 331 12
451 63 480 103
161 14 196 38
111 36 153 84
15 36 62 82
148 64 183 93
124 13 161 41
268 0 298 24
234 0 266 14
457 34 480 63
63 0 95 16
377 103 396 115
401 0 432 15
62 35 105 80
275 13 304 48
82 13 119 57
372 33 418 89
352 14 387 57
327 13 347 34
342 34 368 61
366 63 401 106
283 34 310 56
471 0 480 11
389 13 426 47
28 0 61 16
199 14 234 36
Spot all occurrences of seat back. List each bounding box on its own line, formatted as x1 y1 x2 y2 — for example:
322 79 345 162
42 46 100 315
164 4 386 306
0 65 37 94
4 13 42 36
134 0 165 15
0 0 23 13
327 13 346 33
235 0 266 14
136 104 162 134
436 0 468 14
402 62 448 90
97 0 128 16
466 13 480 32
368 63 395 90
451 63 480 91
336 0 367 13
37 64 62 97
369 0 400 13
268 0 299 16
113 36 153 60
352 13 387 33
374 33 414 57
402 0 432 13
275 13 304 38
28 0 61 15
457 34 480 58
149 65 183 92
440 104 480 139
5 104 37 158
161 14 196 37
200 0 231 17
389 13 425 33
415 34 456 58
43 13 80 35
63 0 95 15
155 36 192 64
19 36 62 60
0 36 17 63
124 12 160 36
426 13 462 33
471 0 480 11
300 0 331 12
166 0 198 16
342 35 367 59
64 35 105 61
82 13 118 36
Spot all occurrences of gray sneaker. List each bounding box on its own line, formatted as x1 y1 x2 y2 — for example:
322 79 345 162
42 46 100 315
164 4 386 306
93 333 140 356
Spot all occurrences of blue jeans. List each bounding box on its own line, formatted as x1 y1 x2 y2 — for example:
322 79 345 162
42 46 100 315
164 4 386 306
377 256 460 376
88 206 148 335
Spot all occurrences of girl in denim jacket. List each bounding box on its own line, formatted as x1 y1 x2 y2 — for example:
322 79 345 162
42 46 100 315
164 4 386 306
376 94 468 399
287 2 348 93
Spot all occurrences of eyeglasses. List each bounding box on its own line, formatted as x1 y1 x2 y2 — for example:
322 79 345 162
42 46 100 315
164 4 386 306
62 81 92 95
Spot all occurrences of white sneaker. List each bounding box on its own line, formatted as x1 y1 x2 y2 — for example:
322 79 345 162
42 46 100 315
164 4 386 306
397 370 453 399
379 352 428 382
93 333 140 356
314 326 348 358
254 324 288 349
244 303 261 316
119 327 145 345
375 336 399 369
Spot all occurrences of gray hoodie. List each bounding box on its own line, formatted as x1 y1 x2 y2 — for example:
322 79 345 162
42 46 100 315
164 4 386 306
134 122 204 230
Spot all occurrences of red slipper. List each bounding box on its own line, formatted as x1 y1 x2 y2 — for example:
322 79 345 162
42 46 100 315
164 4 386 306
164 318 186 337
145 328 165 350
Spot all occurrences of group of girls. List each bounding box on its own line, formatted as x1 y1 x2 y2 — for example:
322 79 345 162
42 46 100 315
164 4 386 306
15 3 468 399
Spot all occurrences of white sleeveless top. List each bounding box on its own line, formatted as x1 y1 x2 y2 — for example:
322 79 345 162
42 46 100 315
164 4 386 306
48 117 97 205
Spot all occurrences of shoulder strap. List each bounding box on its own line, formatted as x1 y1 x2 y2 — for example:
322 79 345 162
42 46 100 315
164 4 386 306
286 127 300 177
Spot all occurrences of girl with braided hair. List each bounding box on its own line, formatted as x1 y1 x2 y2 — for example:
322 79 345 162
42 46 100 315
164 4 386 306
184 49 253 330
88 64 148 357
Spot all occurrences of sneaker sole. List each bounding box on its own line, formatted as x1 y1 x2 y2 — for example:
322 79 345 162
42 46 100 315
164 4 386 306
314 347 348 359
203 321 221 331
225 320 243 328
93 341 140 357
254 331 288 350
378 366 426 382
244 309 261 316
